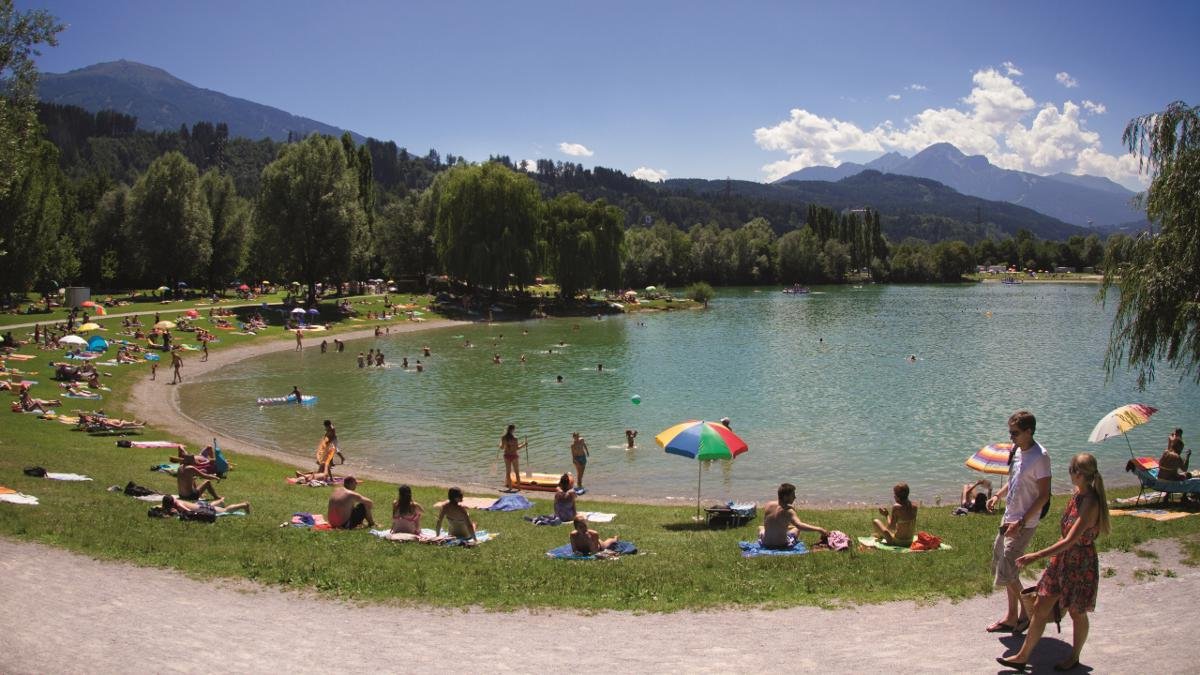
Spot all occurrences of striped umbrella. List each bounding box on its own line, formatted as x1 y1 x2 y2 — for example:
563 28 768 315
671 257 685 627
965 442 1013 475
657 420 748 520
1089 403 1158 459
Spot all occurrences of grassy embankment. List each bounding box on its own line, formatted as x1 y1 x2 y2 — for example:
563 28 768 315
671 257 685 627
1 290 1194 611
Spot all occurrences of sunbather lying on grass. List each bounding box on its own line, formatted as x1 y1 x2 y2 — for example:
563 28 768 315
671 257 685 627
570 515 618 554
161 494 250 516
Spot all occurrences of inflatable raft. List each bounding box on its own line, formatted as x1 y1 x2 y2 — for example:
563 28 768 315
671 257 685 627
257 394 318 406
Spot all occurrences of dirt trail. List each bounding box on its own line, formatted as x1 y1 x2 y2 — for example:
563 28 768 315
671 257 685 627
1 537 1194 673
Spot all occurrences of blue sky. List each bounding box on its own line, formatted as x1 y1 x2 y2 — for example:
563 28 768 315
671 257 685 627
22 1 1200 189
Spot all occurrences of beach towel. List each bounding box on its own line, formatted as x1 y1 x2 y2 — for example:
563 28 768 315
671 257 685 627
857 536 953 552
2 353 35 361
287 512 332 530
524 515 562 526
151 463 180 475
369 528 496 546
546 541 638 560
0 489 39 505
117 440 187 450
483 494 534 511
433 497 497 510
64 391 102 399
738 539 810 557
46 472 92 481
285 476 345 487
1109 508 1198 521
579 511 616 523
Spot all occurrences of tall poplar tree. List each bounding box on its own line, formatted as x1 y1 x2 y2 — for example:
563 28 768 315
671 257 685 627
127 151 212 287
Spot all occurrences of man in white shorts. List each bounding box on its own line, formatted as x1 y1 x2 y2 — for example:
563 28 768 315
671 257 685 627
986 410 1051 634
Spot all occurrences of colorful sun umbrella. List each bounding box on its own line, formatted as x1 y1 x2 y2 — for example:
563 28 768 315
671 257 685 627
657 420 749 520
1089 403 1158 459
966 442 1013 475
80 300 98 308
76 322 102 332
238 284 250 291
154 320 176 330
184 309 199 318
92 305 106 316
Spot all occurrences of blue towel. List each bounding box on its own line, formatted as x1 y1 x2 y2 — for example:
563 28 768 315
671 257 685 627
546 541 637 559
484 494 534 511
738 540 809 557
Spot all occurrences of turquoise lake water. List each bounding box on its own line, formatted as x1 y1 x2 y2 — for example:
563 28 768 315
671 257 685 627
179 284 1200 505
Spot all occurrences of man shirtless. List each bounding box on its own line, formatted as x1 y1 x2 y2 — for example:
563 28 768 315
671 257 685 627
759 482 827 549
327 476 375 530
177 462 221 501
570 515 618 554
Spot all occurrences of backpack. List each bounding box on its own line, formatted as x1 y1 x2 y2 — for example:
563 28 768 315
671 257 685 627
123 481 158 497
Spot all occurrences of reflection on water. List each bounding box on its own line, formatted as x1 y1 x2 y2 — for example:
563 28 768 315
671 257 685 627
179 285 1200 504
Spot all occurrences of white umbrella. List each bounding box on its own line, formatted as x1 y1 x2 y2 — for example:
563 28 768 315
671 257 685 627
1088 403 1159 459
290 307 307 314
60 335 88 346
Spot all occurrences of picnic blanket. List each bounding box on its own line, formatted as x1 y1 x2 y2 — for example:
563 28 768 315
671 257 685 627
151 463 180 475
857 536 953 552
0 487 38 505
285 476 345 487
369 528 496 546
46 472 92 481
738 535 811 557
483 494 534 511
579 511 616 523
546 541 637 560
1109 508 1198 521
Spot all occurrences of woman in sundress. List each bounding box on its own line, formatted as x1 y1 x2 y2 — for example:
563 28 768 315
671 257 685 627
996 452 1109 672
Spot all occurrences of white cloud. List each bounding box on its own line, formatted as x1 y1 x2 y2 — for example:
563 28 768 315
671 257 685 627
558 142 593 157
888 94 902 101
518 159 538 171
1002 61 1023 76
632 167 668 182
1055 71 1078 88
755 63 1146 188
906 83 928 91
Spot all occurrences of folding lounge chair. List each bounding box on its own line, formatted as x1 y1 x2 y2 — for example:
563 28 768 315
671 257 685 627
1127 458 1200 505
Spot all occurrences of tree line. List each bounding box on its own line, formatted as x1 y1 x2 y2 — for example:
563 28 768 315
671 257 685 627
1 103 1141 305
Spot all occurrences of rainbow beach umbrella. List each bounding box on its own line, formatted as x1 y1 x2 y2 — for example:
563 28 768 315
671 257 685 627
1089 403 1158 459
965 442 1013 475
657 420 748 520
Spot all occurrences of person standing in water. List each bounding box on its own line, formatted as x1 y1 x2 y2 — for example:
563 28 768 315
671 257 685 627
499 424 527 488
570 432 590 488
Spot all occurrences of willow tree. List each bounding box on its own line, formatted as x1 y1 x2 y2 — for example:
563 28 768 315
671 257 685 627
257 134 364 306
1103 101 1200 385
546 193 624 298
431 162 542 291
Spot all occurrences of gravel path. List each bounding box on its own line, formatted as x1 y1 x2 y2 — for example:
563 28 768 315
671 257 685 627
1 537 1194 673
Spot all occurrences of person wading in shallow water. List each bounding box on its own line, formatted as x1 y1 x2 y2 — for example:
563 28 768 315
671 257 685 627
499 424 527 488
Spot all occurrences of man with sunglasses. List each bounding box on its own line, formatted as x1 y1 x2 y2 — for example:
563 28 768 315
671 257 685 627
984 410 1051 635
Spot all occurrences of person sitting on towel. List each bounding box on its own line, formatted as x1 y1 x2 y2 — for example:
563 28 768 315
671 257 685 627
177 462 221 501
570 515 618 554
390 484 423 535
434 486 477 542
327 476 375 530
554 474 577 522
760 482 827 549
872 482 918 546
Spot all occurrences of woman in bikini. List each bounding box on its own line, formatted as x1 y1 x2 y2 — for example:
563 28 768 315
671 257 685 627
498 424 526 488
435 486 476 542
872 482 917 546
554 474 577 522
390 484 424 535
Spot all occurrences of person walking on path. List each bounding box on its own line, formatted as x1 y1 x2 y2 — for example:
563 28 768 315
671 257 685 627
986 410 1052 635
170 351 184 385
996 452 1109 672
570 432 590 488
295 330 303 351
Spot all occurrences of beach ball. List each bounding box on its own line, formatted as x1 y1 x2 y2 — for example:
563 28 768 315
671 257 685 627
631 394 641 405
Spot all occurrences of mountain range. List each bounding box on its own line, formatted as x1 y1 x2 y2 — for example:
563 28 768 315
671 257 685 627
775 143 1145 229
37 60 364 143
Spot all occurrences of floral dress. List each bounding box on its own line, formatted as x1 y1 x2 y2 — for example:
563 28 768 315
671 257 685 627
1036 492 1100 613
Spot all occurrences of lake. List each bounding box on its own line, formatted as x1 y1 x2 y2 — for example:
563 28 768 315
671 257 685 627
179 284 1200 505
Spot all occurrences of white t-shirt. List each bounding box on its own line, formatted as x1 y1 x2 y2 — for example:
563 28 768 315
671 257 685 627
1004 441 1051 528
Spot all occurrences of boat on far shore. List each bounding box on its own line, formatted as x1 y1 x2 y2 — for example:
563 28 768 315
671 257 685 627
1001 276 1023 285
781 284 810 295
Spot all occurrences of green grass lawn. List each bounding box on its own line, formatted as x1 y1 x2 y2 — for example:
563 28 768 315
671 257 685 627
2 290 1196 611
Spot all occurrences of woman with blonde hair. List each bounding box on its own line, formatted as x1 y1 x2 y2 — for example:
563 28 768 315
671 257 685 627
997 452 1110 672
